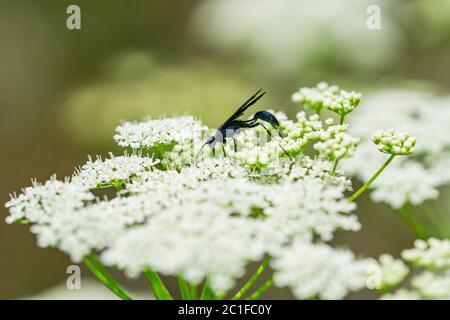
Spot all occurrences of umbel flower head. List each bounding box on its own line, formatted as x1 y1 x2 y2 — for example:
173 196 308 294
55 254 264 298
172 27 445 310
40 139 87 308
380 238 450 300
345 89 450 209
372 129 416 156
292 82 362 117
5 83 409 300
323 90 362 117
368 254 409 292
291 82 339 114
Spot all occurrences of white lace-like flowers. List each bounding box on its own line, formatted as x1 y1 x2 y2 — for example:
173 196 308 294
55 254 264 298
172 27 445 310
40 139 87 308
323 90 362 117
272 241 372 300
292 82 339 114
292 82 362 117
114 116 206 149
313 124 360 160
346 89 450 209
372 129 416 156
373 254 409 291
402 238 450 269
380 238 450 300
72 153 159 189
6 84 417 299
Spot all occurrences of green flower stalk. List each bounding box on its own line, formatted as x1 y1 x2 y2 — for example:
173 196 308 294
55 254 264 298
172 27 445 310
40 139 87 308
348 129 417 202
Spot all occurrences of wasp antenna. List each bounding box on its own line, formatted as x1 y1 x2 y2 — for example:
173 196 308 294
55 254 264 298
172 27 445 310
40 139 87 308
275 127 284 138
279 143 293 161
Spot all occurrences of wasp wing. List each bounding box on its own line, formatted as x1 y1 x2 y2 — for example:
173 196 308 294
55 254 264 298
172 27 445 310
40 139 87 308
218 89 266 129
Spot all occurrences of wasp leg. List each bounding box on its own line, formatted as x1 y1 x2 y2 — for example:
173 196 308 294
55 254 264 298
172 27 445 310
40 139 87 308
233 137 238 152
256 123 293 161
222 144 227 158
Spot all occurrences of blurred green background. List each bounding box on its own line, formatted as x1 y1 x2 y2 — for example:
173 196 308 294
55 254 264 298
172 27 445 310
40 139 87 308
1 0 450 299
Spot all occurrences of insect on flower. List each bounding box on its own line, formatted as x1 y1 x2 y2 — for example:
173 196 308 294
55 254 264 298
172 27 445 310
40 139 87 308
196 89 292 162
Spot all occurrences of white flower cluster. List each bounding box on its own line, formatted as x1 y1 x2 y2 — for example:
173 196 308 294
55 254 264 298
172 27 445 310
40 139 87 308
102 204 263 293
5 177 94 225
380 238 450 300
374 254 409 291
313 124 360 160
402 238 450 270
5 154 363 293
346 89 450 208
72 153 159 189
114 116 206 149
323 90 362 117
292 82 362 117
6 85 393 299
372 129 416 156
292 82 339 114
272 241 372 300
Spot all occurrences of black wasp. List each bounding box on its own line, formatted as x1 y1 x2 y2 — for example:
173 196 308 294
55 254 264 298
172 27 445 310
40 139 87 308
196 89 292 162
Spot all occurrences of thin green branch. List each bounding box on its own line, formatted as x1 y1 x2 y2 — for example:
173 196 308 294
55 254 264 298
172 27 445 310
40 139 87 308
348 154 395 202
399 203 428 239
330 115 345 176
420 204 448 237
83 253 133 300
178 277 192 300
200 280 215 300
231 255 271 300
189 284 197 300
246 276 273 300
144 268 173 300
331 159 339 176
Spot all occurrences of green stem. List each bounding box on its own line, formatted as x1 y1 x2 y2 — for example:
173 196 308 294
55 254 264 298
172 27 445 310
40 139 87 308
399 203 428 239
231 255 271 300
348 154 395 202
331 159 339 176
246 277 273 300
330 115 345 176
83 254 133 300
178 277 192 300
144 268 173 300
189 284 197 300
420 204 448 237
200 279 215 300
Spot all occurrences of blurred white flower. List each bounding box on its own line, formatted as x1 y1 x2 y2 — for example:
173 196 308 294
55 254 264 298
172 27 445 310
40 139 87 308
380 238 450 300
346 89 450 208
272 241 372 299
402 238 450 270
381 289 420 300
190 0 404 73
376 254 409 291
411 271 450 299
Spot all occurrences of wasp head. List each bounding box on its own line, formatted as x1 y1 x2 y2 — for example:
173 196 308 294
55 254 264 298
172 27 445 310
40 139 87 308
253 111 280 127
